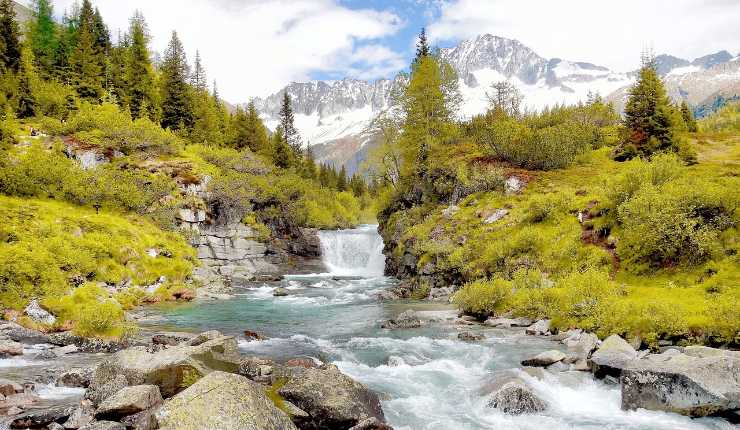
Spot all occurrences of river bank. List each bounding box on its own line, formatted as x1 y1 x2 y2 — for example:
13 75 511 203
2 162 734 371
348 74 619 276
0 226 737 429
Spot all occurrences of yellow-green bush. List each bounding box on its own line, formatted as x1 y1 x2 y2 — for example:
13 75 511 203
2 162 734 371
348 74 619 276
41 102 182 156
43 283 131 339
0 196 195 310
700 101 740 133
452 278 512 318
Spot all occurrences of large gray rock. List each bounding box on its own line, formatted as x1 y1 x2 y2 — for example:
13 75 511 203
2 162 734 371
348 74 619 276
64 400 95 429
8 405 72 428
95 385 162 420
565 332 599 360
0 337 23 357
86 331 240 403
381 310 421 329
621 348 740 419
483 373 547 415
24 299 56 325
525 320 551 336
277 364 386 429
155 371 296 430
590 335 637 378
521 350 566 367
56 368 93 388
0 322 51 344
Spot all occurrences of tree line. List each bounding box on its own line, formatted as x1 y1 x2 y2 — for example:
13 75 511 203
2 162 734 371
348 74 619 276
0 0 367 197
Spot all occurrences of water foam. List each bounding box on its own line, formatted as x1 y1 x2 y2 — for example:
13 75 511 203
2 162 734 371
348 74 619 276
318 225 385 277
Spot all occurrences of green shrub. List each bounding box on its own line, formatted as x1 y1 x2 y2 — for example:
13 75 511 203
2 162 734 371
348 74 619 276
452 278 512 318
44 283 131 339
700 101 740 133
549 269 620 332
524 192 571 223
42 103 182 156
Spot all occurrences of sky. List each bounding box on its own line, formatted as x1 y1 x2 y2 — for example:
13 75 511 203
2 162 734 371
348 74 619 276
44 0 740 104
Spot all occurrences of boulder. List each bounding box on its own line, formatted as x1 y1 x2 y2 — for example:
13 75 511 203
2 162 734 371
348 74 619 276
505 177 525 194
155 371 296 430
457 332 485 341
64 400 95 429
590 334 637 379
78 421 126 430
381 310 421 330
238 357 276 384
277 364 386 429
244 330 268 342
349 417 394 430
8 405 72 428
95 385 162 420
525 320 551 336
0 322 51 344
0 379 23 397
521 350 566 367
565 332 599 360
483 209 509 224
24 299 56 325
120 408 158 430
273 287 289 297
47 332 126 354
86 331 240 404
151 332 196 346
56 368 93 388
620 348 740 419
488 378 547 415
0 338 24 358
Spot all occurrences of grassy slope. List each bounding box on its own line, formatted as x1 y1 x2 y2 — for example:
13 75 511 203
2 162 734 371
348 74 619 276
394 134 739 346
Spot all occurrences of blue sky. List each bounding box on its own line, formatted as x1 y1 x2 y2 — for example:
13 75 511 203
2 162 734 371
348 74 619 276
49 0 740 102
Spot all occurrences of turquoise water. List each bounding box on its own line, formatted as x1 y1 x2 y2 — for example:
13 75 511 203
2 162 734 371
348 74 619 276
144 227 733 430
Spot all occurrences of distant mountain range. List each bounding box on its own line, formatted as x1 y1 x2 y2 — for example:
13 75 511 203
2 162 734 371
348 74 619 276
253 34 740 172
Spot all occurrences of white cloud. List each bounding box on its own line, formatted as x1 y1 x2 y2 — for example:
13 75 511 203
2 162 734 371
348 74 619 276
52 0 403 102
428 0 740 71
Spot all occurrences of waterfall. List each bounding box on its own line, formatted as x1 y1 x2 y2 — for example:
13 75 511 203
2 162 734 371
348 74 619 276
317 225 386 277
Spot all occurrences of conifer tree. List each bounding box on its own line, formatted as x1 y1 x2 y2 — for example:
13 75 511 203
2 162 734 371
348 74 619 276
29 0 58 77
279 91 302 156
336 165 348 191
126 12 157 120
16 65 37 118
680 101 698 132
272 125 293 169
191 91 223 145
618 55 678 160
70 0 104 100
160 31 193 131
414 27 430 64
92 8 111 54
53 11 78 84
108 34 129 107
0 0 22 73
191 51 207 92
302 145 317 179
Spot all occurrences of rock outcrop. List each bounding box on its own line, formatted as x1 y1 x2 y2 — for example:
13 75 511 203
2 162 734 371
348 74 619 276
590 334 637 379
482 372 547 415
276 364 386 429
155 371 297 430
521 350 566 367
86 331 241 403
381 310 421 330
620 347 740 419
95 385 163 421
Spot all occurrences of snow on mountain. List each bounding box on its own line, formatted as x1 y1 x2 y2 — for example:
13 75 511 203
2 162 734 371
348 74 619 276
251 34 738 171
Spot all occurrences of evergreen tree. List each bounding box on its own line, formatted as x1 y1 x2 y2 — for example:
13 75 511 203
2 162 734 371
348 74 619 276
160 31 193 131
70 0 104 100
619 55 678 160
28 0 58 77
414 27 430 64
126 12 157 120
272 125 293 169
681 101 698 132
91 8 111 54
349 173 366 197
301 145 317 179
279 91 302 156
191 50 207 92
336 165 348 191
0 0 22 73
53 11 78 84
191 91 223 145
108 34 129 107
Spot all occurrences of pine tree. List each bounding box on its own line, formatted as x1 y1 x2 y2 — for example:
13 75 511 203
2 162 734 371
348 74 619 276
70 0 104 100
126 12 157 120
301 145 317 179
272 125 293 169
336 165 348 191
279 91 302 156
16 65 37 118
191 51 207 92
108 34 129 107
92 8 111 54
191 91 223 145
29 0 58 77
619 55 678 160
53 11 78 84
160 31 193 131
414 27 430 64
680 101 698 132
0 0 22 73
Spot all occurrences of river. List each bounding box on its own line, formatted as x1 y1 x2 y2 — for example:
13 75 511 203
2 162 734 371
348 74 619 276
138 225 731 430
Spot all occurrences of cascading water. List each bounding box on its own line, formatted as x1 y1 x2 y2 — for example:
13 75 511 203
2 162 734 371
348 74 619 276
318 224 386 277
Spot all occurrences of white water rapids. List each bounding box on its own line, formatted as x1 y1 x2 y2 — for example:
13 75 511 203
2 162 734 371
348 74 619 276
318 224 386 277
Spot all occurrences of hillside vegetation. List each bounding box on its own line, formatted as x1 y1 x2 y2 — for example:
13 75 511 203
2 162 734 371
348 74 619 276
374 35 739 348
0 0 375 338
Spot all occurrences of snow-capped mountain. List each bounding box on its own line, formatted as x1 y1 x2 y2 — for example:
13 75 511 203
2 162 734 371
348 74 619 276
252 34 739 171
